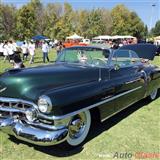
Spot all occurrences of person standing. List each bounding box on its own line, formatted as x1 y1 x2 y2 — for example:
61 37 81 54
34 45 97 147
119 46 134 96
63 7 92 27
7 40 14 61
21 42 28 61
28 41 35 64
42 41 50 63
0 40 4 57
3 41 9 62
56 41 64 55
12 40 18 54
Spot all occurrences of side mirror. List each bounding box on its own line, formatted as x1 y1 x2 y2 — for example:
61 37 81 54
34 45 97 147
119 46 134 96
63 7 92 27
114 64 120 70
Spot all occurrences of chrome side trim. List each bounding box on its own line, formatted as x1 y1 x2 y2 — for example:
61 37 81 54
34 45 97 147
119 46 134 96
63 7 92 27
39 86 142 120
125 78 141 84
0 86 142 121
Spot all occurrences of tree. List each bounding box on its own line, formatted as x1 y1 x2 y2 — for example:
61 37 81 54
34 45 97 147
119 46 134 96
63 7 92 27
100 8 113 35
111 5 145 39
0 3 17 39
75 9 106 39
43 4 59 39
144 25 148 39
74 10 90 37
86 9 105 39
129 11 145 39
111 4 131 35
16 4 36 40
29 0 45 35
151 20 160 36
54 3 74 40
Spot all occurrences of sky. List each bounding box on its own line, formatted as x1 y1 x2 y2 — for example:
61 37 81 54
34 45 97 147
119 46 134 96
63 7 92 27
1 0 160 30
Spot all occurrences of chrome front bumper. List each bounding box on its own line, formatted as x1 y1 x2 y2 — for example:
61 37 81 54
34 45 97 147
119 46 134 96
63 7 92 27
0 117 68 146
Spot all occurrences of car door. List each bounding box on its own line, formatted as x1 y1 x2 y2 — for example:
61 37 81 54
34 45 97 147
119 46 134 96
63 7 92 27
109 50 146 112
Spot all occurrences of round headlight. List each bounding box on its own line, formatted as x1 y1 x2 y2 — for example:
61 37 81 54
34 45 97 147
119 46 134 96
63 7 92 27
38 95 52 113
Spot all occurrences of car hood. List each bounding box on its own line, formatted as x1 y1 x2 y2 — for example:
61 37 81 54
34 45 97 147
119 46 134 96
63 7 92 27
0 63 99 102
119 44 157 60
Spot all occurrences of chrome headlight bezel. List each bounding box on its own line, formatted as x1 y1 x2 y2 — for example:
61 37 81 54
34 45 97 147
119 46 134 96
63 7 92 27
37 95 52 114
25 108 37 122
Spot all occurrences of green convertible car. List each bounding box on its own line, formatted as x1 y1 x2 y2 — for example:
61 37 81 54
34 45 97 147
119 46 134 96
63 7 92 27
0 44 160 147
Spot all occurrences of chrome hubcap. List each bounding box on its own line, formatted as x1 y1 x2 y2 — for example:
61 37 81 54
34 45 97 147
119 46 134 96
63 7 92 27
68 113 86 139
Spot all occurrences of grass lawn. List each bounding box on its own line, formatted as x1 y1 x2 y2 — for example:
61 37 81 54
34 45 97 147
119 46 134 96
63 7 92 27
0 49 160 160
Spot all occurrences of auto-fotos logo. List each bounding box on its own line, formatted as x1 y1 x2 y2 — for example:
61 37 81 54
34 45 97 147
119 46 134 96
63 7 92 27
97 152 160 159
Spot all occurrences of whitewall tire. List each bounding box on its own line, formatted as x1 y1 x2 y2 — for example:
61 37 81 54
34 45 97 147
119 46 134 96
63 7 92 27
150 89 158 100
66 110 91 146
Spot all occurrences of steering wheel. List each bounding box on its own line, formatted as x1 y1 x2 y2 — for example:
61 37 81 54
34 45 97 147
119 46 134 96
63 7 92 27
91 58 107 67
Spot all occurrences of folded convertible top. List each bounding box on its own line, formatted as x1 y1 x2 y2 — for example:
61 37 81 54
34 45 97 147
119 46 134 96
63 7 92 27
119 44 157 60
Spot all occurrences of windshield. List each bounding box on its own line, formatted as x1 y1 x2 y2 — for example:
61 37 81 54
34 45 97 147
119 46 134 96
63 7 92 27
56 48 110 67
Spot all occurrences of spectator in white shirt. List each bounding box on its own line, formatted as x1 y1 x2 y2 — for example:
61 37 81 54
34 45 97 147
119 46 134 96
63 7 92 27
0 40 4 56
3 41 9 62
28 41 35 64
12 41 18 53
7 40 14 61
42 41 50 63
21 42 28 61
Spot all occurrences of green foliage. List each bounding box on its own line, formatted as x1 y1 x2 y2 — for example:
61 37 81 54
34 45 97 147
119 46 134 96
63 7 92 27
129 12 145 39
16 4 36 40
74 9 106 39
53 3 74 40
101 9 113 35
75 10 90 38
0 3 17 40
0 2 148 40
87 9 106 39
144 25 148 38
111 4 131 35
111 5 145 39
151 20 160 36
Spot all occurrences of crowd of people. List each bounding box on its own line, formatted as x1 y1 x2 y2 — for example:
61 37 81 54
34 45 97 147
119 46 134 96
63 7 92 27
0 40 63 69
92 38 137 49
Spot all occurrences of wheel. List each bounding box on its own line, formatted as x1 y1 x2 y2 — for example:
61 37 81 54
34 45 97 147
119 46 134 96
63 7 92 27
149 89 158 100
66 110 91 147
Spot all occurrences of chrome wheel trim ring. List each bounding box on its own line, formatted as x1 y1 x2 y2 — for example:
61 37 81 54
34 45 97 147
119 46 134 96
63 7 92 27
150 89 158 100
67 110 91 146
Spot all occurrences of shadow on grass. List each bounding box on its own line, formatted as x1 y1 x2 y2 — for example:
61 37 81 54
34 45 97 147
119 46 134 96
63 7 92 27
9 91 160 157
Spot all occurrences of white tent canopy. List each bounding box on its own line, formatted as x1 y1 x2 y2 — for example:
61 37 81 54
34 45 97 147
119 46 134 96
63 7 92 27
92 35 112 40
154 36 160 40
92 35 135 40
112 35 135 39
66 33 84 40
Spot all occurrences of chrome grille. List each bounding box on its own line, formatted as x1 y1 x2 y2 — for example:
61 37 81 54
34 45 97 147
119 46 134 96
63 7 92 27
0 99 33 120
0 101 32 110
0 98 54 127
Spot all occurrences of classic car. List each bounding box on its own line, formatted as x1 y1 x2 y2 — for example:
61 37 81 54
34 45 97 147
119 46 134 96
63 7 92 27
0 44 160 147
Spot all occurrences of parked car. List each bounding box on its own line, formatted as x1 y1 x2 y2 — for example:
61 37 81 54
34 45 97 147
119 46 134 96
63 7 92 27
0 44 160 147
